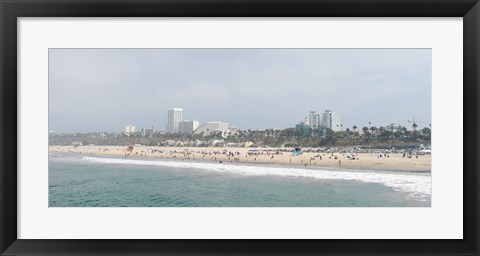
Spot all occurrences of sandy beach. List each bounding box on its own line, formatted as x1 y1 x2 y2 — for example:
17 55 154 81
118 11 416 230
49 145 431 172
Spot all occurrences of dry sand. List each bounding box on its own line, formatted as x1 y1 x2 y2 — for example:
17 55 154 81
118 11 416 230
49 145 431 172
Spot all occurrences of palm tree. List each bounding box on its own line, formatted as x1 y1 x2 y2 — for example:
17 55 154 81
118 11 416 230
362 126 369 137
352 125 358 137
412 123 418 138
422 127 431 136
378 126 386 137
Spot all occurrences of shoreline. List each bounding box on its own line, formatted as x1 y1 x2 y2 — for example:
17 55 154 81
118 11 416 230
49 145 431 173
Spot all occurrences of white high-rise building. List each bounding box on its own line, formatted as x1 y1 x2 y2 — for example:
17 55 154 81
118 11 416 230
194 122 229 137
166 108 183 134
330 112 341 132
321 110 341 132
308 111 321 129
178 120 199 134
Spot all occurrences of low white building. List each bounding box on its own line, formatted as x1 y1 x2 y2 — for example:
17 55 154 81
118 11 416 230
141 127 156 137
72 141 83 146
194 122 229 136
178 120 200 134
386 123 403 132
123 125 136 135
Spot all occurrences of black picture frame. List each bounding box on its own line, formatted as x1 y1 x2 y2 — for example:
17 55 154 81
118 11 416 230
1 0 479 255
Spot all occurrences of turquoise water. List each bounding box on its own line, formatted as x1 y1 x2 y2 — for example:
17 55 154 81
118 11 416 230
49 154 431 207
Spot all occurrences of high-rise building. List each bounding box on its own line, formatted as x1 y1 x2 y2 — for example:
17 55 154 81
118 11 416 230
166 108 183 134
321 110 341 132
178 120 199 134
308 111 321 129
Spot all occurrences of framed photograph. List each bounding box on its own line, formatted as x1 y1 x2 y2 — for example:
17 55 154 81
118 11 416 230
1 0 479 255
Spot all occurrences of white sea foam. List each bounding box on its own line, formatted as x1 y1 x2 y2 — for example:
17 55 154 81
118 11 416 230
82 157 431 200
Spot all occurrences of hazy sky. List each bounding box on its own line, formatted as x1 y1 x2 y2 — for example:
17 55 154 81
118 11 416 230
49 48 431 133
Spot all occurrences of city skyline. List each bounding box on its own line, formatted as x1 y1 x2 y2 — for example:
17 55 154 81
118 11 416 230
49 48 432 133
111 107 423 135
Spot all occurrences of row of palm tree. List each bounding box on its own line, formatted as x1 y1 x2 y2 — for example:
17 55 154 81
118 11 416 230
50 122 431 147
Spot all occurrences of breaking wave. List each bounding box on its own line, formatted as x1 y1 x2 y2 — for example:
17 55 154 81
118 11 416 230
82 157 431 200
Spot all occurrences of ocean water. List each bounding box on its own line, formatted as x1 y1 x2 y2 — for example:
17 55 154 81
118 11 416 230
49 154 431 207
